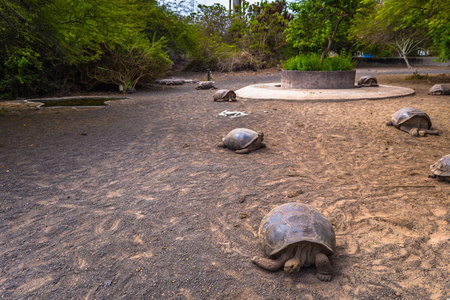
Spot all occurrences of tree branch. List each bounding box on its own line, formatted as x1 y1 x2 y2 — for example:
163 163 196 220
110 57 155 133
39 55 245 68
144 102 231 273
320 14 347 63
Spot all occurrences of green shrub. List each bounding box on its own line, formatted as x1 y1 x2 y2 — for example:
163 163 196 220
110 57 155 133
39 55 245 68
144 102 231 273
0 47 57 99
85 37 172 91
184 33 259 72
282 52 357 71
405 70 430 80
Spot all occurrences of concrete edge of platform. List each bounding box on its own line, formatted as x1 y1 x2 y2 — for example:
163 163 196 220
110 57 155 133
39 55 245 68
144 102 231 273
235 83 416 102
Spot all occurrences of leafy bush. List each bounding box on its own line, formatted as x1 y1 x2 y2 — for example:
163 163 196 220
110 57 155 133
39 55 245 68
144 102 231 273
282 52 357 71
245 0 292 65
184 33 259 72
85 38 172 91
405 70 430 80
0 47 56 99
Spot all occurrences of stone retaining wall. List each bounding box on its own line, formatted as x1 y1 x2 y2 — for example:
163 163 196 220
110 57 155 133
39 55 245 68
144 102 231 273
355 57 450 67
281 70 356 89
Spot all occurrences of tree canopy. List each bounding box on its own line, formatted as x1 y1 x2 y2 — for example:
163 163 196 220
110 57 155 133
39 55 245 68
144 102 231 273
286 0 361 63
1 0 449 99
352 0 450 62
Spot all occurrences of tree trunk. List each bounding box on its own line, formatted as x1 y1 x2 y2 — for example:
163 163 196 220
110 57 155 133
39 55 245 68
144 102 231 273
391 37 423 69
402 55 412 69
320 15 346 65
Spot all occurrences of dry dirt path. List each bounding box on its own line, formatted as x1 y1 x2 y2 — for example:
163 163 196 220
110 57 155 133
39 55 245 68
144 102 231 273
0 69 449 299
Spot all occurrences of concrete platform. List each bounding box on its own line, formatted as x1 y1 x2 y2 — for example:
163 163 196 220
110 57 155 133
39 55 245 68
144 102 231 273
235 83 415 102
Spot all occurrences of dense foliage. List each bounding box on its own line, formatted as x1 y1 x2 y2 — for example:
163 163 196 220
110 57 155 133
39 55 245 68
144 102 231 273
0 0 172 99
286 0 360 63
282 52 357 71
0 0 449 99
351 0 450 67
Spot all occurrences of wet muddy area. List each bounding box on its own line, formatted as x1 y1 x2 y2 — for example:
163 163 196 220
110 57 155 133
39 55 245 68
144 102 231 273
28 97 127 107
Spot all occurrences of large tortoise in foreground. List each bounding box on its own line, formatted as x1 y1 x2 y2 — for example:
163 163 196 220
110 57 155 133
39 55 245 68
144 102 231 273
386 107 439 136
252 202 336 281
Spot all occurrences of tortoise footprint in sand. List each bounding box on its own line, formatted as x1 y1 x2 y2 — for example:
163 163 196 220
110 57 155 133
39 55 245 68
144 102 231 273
252 202 336 281
218 128 265 154
386 107 439 136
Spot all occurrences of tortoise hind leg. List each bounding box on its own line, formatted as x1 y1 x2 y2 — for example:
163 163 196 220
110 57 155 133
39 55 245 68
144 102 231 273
235 148 250 154
418 129 439 136
314 253 333 281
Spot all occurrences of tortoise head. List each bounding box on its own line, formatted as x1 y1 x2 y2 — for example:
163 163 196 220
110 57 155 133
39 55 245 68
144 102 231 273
257 132 264 142
284 258 301 273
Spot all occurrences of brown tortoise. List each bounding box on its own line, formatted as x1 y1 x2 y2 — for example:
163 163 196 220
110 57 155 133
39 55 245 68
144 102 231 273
213 89 237 102
357 76 379 87
196 81 217 90
429 83 450 95
218 128 265 154
386 107 439 136
429 154 450 182
252 202 336 281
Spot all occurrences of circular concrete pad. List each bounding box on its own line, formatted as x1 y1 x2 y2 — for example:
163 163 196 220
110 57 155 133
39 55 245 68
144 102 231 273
236 83 415 102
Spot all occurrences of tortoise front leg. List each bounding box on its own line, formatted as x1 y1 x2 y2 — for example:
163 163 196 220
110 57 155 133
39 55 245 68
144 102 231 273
418 129 439 136
252 249 292 272
314 253 333 281
399 125 419 136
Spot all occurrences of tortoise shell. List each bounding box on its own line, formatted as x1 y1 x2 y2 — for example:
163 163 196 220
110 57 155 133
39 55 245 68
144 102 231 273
430 154 450 177
222 128 259 150
156 79 183 85
196 81 216 89
389 107 432 128
357 76 378 87
214 89 236 101
429 83 450 95
258 203 336 257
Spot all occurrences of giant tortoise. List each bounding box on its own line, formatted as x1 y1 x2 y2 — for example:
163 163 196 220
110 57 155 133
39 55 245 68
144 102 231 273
429 83 450 95
251 202 336 281
357 76 379 87
429 154 450 182
386 107 439 136
196 81 216 90
218 128 264 154
214 89 236 102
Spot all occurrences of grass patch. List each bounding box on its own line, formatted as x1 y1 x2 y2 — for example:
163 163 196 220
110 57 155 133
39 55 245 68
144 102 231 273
282 52 357 71
405 70 430 80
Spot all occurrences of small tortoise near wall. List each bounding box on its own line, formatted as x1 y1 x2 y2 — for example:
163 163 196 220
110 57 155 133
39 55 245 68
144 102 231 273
252 202 336 281
357 76 379 87
386 107 439 136
429 154 450 182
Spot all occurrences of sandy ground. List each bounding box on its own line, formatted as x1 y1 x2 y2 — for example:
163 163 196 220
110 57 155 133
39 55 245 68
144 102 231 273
0 68 449 299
